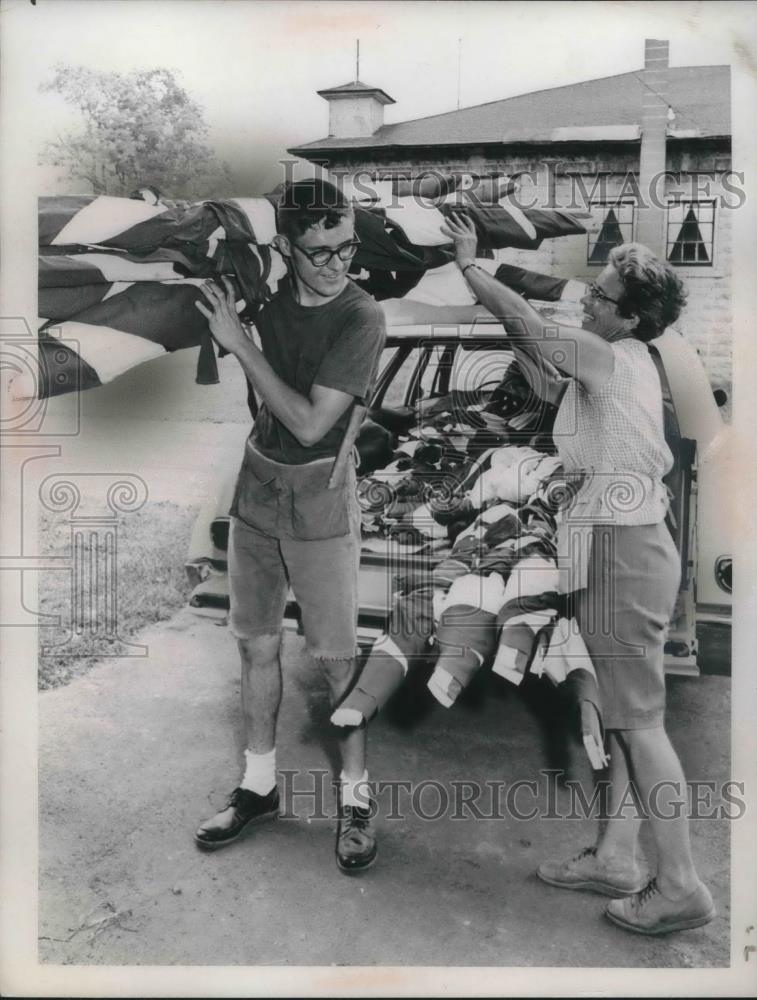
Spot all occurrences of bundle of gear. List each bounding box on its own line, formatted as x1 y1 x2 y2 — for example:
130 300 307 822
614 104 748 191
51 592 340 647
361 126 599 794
336 358 608 770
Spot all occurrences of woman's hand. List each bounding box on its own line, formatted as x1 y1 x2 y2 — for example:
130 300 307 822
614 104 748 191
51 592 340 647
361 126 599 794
439 211 479 270
195 276 249 356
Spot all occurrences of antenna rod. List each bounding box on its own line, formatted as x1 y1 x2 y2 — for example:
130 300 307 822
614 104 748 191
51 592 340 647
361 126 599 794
356 38 360 81
457 38 462 109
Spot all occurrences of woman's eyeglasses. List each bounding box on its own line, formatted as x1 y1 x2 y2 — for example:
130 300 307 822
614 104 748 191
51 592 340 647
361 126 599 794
292 237 361 268
588 281 621 306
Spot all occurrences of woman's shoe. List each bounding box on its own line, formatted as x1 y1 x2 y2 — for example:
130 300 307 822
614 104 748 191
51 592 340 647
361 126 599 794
605 878 715 935
537 845 645 897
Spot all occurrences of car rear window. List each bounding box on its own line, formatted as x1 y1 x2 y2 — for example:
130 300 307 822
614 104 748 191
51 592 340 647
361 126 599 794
450 347 515 395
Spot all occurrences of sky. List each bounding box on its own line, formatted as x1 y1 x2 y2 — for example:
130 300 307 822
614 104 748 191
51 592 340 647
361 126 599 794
7 0 757 192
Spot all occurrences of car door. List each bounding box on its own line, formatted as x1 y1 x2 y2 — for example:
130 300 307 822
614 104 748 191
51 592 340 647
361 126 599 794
652 328 732 673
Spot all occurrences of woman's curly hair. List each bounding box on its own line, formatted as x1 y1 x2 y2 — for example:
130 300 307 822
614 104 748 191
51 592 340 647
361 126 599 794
608 243 687 342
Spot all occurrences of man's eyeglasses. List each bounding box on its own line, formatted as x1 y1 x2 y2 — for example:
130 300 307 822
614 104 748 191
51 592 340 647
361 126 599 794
588 281 621 306
292 237 361 268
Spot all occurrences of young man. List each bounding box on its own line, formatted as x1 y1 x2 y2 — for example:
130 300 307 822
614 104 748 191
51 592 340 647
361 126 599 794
194 179 386 872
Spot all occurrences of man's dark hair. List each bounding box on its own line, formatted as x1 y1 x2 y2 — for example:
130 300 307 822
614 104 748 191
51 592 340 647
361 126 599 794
276 178 353 240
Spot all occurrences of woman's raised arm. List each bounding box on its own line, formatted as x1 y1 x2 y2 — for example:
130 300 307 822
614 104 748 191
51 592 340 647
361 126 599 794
440 213 615 395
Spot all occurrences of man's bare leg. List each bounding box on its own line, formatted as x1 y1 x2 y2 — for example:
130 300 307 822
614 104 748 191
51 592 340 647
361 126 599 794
319 655 376 873
240 633 283 754
318 655 366 781
195 633 283 849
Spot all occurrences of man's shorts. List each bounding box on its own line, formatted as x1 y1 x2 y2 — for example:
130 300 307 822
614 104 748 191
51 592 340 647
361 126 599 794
228 502 361 661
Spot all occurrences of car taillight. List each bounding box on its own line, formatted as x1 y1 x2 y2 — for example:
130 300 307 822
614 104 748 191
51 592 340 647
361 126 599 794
715 556 732 594
210 518 229 552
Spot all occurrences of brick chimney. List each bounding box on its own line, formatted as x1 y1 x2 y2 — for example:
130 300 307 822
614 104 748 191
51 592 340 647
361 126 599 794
317 80 395 138
635 39 669 256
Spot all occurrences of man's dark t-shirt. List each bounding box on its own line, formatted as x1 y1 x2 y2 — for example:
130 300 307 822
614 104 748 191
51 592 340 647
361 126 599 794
250 277 386 464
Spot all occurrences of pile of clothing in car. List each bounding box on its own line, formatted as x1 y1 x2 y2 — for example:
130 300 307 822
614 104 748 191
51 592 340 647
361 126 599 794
355 359 561 545
338 361 608 769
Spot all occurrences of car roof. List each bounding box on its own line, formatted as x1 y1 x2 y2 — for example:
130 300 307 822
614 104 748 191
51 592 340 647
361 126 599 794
384 299 582 345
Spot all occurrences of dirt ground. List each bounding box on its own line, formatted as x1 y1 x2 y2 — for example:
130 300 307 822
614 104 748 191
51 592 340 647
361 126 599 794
38 606 731 969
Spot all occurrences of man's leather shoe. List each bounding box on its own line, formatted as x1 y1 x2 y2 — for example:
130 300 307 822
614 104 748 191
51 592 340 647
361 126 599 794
195 786 279 850
335 803 378 874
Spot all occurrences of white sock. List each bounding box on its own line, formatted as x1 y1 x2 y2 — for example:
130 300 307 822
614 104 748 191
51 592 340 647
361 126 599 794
241 748 276 794
340 769 370 809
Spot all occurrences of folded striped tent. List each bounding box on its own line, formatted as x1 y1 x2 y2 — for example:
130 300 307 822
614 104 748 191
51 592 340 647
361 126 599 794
36 185 587 399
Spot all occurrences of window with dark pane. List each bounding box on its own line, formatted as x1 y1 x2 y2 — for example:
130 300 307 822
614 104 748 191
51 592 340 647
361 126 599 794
587 201 635 264
667 200 715 266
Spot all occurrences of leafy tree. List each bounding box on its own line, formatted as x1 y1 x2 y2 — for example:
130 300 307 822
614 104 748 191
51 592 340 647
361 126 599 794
40 65 234 199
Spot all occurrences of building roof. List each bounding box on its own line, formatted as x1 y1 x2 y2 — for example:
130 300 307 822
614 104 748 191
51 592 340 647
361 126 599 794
291 64 730 154
316 80 395 105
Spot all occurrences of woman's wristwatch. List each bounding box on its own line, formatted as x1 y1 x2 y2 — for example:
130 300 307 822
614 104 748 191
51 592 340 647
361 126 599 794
461 262 482 278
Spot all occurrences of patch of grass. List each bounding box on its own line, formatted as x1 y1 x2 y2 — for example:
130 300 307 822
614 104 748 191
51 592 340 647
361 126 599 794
38 501 199 690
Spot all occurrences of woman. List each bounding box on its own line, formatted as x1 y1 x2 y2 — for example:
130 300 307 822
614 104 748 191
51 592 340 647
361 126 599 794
440 212 714 935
